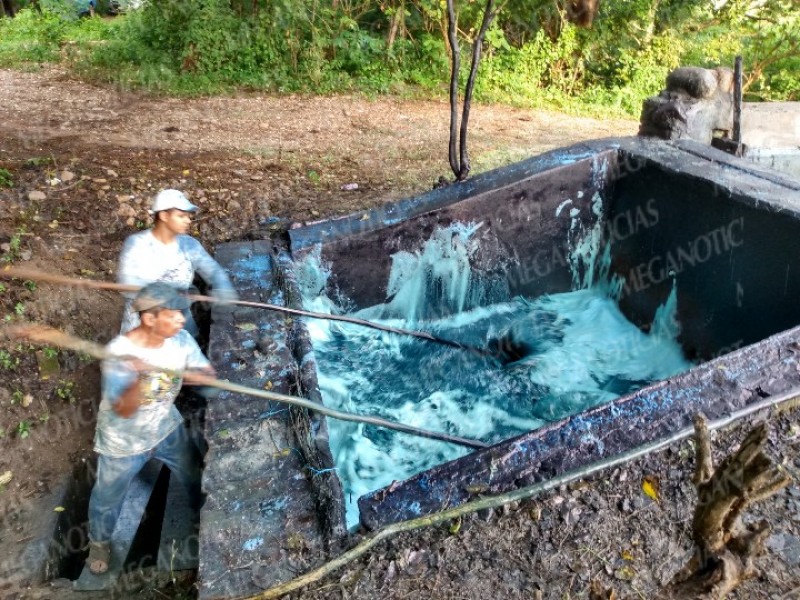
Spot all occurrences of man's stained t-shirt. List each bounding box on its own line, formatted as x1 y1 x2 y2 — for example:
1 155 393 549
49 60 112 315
95 329 210 457
117 230 235 333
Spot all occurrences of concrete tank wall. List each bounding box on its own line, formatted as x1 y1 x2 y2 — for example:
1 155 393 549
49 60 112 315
742 102 800 149
343 138 800 529
287 136 800 529
742 102 800 181
609 155 800 361
290 146 619 308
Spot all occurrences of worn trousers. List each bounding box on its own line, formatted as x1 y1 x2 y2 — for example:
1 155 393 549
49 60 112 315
88 425 201 543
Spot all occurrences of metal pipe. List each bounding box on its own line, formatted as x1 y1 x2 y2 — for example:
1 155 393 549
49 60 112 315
733 55 743 146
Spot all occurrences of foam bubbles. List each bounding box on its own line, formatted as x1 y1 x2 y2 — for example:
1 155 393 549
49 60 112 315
296 223 691 528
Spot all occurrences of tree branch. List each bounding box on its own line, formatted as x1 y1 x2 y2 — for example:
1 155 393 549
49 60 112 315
446 0 461 179
457 0 497 180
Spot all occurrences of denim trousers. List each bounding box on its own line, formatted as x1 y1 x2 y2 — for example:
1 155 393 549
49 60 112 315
88 425 201 543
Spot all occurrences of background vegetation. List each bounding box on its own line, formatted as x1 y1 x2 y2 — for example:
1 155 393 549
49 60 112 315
0 0 797 116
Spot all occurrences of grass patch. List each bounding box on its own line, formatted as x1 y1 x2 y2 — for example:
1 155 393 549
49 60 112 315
0 169 13 188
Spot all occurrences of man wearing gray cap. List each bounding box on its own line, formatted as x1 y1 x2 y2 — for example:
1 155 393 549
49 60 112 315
117 189 238 335
85 282 215 576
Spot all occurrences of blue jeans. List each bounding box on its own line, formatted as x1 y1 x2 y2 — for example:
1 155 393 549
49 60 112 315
88 425 201 543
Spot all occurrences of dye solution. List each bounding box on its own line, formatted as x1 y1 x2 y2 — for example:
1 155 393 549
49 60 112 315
297 221 691 527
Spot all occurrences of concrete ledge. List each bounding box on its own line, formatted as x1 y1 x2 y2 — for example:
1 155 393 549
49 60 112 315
289 141 610 254
742 102 800 148
200 242 330 600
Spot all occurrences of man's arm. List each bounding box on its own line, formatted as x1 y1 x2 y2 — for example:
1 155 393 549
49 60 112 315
179 330 217 385
182 365 217 386
102 355 145 418
114 380 141 418
184 238 238 303
117 234 151 300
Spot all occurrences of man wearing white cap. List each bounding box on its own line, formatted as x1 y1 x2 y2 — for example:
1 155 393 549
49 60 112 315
117 189 238 335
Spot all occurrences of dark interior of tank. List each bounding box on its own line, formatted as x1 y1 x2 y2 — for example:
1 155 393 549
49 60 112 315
612 163 800 362
286 136 800 529
292 142 800 367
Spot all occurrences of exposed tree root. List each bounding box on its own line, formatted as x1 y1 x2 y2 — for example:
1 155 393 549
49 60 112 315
592 414 790 600
656 414 790 599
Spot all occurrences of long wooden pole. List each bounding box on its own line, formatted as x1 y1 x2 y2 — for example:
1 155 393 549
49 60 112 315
0 267 499 359
0 323 489 450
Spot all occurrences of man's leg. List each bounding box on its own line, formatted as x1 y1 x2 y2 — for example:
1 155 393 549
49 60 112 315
88 452 149 544
153 426 202 509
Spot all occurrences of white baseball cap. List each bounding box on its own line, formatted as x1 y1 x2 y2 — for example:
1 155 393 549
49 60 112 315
150 189 199 214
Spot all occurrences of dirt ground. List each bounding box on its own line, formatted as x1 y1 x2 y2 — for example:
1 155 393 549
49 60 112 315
1 65 799 600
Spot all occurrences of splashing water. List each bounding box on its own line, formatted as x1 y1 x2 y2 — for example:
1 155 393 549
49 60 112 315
297 220 691 527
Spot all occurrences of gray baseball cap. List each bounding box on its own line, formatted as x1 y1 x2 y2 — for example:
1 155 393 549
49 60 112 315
132 282 191 312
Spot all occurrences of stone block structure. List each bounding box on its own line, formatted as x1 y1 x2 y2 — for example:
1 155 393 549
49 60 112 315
639 66 734 144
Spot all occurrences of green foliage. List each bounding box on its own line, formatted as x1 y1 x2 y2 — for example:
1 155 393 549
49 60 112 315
16 420 31 439
1 229 24 263
55 380 76 403
0 350 19 371
0 0 796 112
80 0 449 94
0 5 116 66
0 8 65 63
0 169 13 188
24 156 53 167
734 0 799 101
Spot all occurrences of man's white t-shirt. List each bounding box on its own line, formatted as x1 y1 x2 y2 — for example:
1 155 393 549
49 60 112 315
95 329 210 457
117 230 235 333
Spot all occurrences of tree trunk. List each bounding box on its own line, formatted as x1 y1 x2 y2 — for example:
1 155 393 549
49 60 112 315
446 0 498 181
387 0 405 51
446 0 461 179
566 0 600 28
1 0 15 17
457 0 496 180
